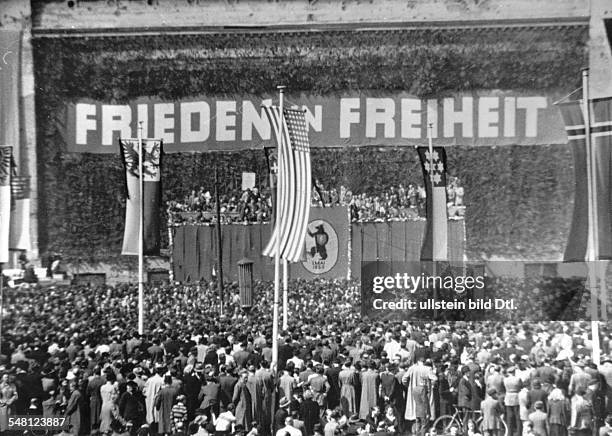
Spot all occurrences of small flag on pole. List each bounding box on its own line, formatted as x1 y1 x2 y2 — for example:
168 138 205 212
558 96 612 261
418 146 448 261
262 107 312 263
0 146 11 263
120 138 163 256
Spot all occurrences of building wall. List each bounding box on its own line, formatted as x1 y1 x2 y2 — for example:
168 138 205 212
30 0 588 30
2 0 610 263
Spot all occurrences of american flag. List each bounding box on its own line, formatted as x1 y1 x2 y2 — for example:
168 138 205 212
262 106 312 263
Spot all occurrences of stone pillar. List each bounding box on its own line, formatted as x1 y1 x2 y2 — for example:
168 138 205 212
2 0 38 263
589 0 612 98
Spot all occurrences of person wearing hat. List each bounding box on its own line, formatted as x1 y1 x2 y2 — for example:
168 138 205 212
528 380 547 413
64 380 83 436
504 366 523 436
274 396 291 432
528 401 548 436
569 360 592 399
232 371 252 432
144 366 165 426
359 361 379 421
218 365 237 411
119 381 146 433
87 366 105 432
183 364 203 422
338 361 357 417
599 357 612 422
199 374 220 422
155 376 178 436
310 366 330 413
299 390 319 436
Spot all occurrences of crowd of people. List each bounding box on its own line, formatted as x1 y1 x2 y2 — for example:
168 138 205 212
167 188 272 226
167 178 465 226
0 279 610 436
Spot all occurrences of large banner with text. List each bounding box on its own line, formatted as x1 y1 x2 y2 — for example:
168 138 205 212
63 91 567 153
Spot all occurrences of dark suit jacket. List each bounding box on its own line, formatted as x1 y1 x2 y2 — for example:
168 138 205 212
300 399 319 436
219 374 237 406
234 350 251 368
278 344 294 371
199 382 220 409
457 377 472 409
470 379 485 411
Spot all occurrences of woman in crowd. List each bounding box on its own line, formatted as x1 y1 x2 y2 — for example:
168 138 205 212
547 388 569 436
100 371 119 434
0 373 17 433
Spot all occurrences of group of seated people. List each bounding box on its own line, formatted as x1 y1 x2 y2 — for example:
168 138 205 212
167 188 272 226
0 278 611 436
167 178 465 226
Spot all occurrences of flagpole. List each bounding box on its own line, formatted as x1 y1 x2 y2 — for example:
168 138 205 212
137 122 145 335
215 166 224 317
582 68 601 365
282 259 288 330
600 260 608 322
0 263 3 360
272 85 285 371
427 123 438 319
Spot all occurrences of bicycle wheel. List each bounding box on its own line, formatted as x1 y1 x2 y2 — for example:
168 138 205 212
499 418 508 436
432 414 461 434
475 417 509 436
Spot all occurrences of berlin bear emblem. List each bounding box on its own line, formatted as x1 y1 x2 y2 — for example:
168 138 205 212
303 219 338 274
308 224 329 260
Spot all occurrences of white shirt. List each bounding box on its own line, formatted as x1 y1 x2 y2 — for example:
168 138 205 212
288 356 304 370
383 340 401 359
276 425 302 436
215 411 235 432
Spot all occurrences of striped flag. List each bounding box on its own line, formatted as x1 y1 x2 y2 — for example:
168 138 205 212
558 96 612 261
0 146 11 263
120 138 163 256
418 146 448 261
262 106 312 263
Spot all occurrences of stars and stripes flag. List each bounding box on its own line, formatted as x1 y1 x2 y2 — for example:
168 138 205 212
0 146 12 263
119 138 163 256
417 146 448 261
262 106 312 263
558 96 612 261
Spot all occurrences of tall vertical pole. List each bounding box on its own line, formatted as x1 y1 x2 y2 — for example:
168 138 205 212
272 85 285 371
427 123 438 319
582 69 601 365
215 167 224 316
0 264 3 358
282 259 288 330
600 261 608 322
137 123 145 335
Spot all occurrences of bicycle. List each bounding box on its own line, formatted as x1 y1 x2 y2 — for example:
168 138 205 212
432 406 508 436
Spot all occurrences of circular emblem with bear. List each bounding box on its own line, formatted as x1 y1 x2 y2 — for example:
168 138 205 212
302 219 338 274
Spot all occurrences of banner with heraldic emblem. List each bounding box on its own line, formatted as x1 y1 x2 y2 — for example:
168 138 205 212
297 206 349 278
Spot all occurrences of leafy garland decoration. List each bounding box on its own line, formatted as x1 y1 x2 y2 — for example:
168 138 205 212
32 25 588 262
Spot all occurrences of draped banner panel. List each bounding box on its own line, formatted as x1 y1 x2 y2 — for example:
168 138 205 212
64 91 566 153
172 208 465 282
